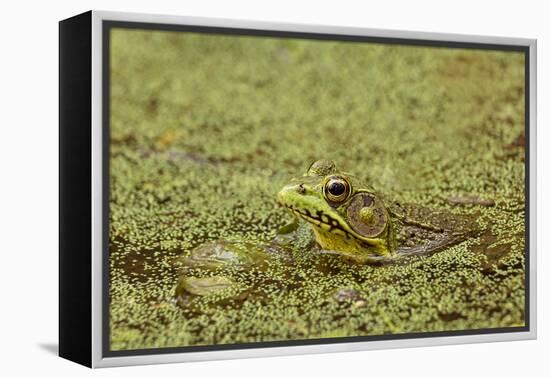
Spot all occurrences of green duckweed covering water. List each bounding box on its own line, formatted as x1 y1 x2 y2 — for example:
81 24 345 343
108 28 526 351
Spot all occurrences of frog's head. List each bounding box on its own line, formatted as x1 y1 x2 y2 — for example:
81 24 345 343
277 160 394 258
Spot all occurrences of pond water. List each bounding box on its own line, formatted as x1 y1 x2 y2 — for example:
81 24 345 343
108 29 526 351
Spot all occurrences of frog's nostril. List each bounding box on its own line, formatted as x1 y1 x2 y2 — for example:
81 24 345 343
297 184 306 194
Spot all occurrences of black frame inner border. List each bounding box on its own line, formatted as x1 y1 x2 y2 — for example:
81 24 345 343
102 19 531 358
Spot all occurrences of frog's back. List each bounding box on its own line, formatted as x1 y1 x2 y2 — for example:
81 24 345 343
389 202 481 258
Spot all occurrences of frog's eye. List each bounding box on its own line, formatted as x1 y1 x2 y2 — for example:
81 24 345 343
323 176 351 204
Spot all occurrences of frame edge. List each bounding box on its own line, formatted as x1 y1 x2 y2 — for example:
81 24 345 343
59 10 93 368
89 10 538 368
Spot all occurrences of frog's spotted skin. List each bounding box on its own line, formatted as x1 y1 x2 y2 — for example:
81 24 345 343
278 160 479 263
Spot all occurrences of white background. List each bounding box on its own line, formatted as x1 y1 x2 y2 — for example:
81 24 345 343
0 0 546 376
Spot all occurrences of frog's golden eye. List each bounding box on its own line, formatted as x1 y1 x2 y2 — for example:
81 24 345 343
323 176 351 204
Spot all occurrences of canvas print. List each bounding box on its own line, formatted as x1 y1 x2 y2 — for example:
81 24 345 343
107 26 527 352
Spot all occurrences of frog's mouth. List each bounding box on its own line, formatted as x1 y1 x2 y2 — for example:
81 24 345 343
282 203 346 234
277 184 356 239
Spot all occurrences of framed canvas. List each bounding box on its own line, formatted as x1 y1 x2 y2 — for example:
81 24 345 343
59 10 537 368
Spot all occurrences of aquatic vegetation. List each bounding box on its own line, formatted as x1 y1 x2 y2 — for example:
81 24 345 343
108 29 526 351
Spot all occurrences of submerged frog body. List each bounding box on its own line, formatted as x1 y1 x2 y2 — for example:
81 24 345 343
277 159 480 263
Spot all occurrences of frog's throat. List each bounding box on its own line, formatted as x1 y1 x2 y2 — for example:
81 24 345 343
312 227 392 257
282 203 393 257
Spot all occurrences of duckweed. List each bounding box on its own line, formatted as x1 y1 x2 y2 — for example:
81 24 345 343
108 28 526 351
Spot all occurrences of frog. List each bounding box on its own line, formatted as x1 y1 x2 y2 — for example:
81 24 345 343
174 159 480 304
277 159 480 264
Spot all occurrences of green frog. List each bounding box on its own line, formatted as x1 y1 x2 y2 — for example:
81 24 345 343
277 159 480 264
175 160 480 303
